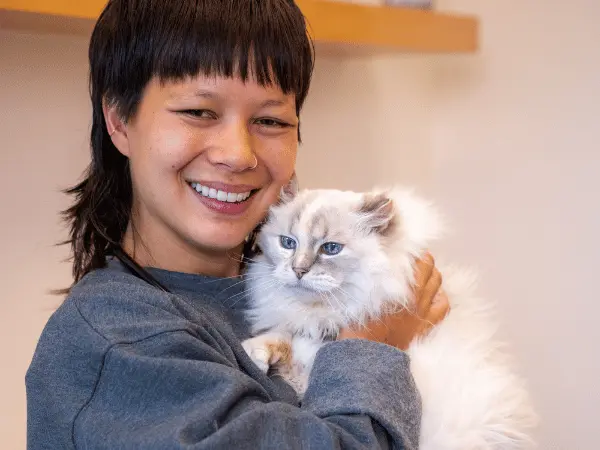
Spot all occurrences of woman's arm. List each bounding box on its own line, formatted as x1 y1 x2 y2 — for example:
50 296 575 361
72 330 420 450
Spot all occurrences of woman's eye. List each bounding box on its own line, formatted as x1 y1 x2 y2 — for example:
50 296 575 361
255 118 292 128
181 109 216 119
320 242 344 256
280 236 297 250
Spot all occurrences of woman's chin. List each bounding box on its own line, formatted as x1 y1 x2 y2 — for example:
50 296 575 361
192 228 250 254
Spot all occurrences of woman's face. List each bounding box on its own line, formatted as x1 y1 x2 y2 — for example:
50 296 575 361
109 74 298 260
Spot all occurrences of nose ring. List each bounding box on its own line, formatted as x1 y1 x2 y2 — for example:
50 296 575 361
251 155 258 170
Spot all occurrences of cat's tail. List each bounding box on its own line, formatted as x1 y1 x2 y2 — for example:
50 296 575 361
407 266 539 450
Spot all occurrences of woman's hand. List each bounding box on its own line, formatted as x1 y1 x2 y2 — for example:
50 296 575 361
338 252 450 351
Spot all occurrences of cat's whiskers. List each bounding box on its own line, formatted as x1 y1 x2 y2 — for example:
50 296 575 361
400 304 434 327
223 278 279 307
329 289 366 331
245 268 277 278
194 274 245 285
246 262 276 270
228 254 276 268
227 284 277 309
317 291 335 312
216 271 275 294
246 259 275 267
331 287 366 322
229 275 276 296
315 291 339 339
183 266 273 289
192 272 277 290
322 290 343 313
336 286 389 331
324 291 353 330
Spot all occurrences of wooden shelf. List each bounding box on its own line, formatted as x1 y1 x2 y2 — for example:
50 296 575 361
0 0 478 54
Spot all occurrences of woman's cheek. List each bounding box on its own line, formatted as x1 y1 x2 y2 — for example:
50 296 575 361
148 116 200 171
265 139 298 182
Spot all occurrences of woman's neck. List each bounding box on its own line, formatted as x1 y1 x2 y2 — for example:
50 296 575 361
121 226 243 278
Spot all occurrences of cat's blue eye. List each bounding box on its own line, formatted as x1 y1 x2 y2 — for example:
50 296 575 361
280 236 297 250
320 242 344 256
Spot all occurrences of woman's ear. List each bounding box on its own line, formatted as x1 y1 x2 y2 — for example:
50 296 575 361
102 99 131 157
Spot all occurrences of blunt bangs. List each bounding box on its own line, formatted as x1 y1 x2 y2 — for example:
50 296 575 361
91 0 314 119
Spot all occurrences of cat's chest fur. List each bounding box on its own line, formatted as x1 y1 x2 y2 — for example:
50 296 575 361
247 283 347 340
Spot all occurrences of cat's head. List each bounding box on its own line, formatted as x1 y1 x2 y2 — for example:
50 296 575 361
255 189 402 299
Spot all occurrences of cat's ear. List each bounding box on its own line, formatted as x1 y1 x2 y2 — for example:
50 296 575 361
279 172 299 204
358 193 395 234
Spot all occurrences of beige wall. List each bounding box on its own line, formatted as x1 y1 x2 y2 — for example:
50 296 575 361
0 30 91 448
298 54 435 192
2 1 599 448
431 1 600 449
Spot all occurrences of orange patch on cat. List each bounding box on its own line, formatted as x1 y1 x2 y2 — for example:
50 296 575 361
267 340 292 367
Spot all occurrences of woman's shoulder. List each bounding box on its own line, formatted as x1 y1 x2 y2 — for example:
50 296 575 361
55 264 206 345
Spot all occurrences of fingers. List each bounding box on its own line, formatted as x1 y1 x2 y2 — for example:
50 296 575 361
417 289 450 341
427 289 450 325
419 266 443 314
413 252 435 297
412 252 442 315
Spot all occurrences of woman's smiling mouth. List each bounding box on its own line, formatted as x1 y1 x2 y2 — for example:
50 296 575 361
189 182 253 203
187 181 260 215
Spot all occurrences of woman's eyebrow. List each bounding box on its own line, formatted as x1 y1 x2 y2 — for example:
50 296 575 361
192 90 218 99
259 99 288 108
168 90 218 101
170 90 291 109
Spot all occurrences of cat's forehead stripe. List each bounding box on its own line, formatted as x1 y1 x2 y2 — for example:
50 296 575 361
295 197 330 241
289 197 309 234
308 213 328 241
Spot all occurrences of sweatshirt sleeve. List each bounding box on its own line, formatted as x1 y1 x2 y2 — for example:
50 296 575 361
73 330 420 450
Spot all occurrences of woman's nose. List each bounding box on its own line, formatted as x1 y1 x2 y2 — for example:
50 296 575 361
207 120 256 172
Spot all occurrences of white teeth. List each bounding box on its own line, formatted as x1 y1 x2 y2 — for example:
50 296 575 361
190 182 252 203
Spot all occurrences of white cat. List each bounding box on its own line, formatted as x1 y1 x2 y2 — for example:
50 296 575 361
242 187 538 450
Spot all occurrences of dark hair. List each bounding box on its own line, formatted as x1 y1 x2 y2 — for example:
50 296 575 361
62 0 314 284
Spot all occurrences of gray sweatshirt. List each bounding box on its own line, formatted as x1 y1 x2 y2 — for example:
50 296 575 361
26 259 421 449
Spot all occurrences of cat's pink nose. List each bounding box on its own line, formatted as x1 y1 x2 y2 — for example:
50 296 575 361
293 267 309 279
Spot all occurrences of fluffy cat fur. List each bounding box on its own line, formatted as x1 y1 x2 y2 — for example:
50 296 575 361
242 187 538 449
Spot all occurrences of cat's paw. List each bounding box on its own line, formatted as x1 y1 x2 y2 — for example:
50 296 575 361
242 338 272 373
242 333 292 374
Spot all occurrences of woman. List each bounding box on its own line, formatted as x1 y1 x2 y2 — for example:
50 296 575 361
26 1 449 448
